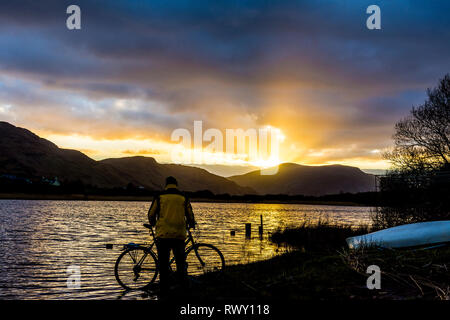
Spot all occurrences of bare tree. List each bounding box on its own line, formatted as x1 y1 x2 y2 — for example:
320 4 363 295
385 74 450 172
376 75 450 228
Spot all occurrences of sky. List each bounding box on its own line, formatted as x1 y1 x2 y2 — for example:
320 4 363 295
1 0 450 176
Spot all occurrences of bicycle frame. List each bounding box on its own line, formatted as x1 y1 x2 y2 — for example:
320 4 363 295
128 226 203 271
115 224 224 289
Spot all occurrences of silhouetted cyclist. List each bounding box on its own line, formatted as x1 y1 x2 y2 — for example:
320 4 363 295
148 176 196 296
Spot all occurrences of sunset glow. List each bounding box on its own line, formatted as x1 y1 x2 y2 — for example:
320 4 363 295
1 1 447 176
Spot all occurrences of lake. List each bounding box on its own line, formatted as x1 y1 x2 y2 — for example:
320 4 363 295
0 200 374 299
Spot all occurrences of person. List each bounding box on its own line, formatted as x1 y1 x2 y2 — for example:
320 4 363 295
148 176 196 295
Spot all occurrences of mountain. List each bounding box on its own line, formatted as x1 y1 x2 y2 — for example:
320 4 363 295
0 121 133 187
228 163 376 196
361 169 388 176
0 122 376 196
188 164 259 177
0 121 252 195
99 157 254 194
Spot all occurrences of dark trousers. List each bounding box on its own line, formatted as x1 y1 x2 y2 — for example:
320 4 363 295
156 238 186 292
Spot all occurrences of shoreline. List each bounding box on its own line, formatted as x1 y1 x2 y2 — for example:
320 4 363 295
185 245 450 300
0 193 373 207
187 225 450 301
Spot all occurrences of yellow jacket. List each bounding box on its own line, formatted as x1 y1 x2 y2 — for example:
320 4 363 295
148 184 195 240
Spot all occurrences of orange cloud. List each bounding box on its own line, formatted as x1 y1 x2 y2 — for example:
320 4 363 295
122 149 161 155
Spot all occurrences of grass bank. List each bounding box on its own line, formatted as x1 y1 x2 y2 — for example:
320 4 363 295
180 223 449 300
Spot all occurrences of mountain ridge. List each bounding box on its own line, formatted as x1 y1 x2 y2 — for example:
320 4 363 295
228 162 376 196
0 121 375 196
0 121 252 195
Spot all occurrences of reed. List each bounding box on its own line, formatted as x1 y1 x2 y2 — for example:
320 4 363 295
340 246 450 300
270 219 371 252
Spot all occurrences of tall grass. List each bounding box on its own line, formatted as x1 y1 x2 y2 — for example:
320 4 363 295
270 219 371 252
340 246 450 300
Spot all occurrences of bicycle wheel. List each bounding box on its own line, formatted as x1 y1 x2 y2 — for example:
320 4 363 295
185 243 225 276
114 247 158 290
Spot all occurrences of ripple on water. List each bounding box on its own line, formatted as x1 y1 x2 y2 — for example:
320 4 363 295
0 200 373 299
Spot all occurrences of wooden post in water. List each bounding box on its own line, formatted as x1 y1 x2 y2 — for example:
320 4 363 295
245 223 251 238
259 215 263 238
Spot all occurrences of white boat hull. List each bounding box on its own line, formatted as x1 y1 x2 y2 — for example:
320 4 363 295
346 220 450 249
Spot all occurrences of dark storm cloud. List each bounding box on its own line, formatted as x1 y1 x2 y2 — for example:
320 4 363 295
0 0 449 164
2 0 448 85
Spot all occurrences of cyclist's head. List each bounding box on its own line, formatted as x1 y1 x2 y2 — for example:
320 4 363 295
165 176 178 186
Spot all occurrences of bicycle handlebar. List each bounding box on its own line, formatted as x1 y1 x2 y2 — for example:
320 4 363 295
143 223 194 240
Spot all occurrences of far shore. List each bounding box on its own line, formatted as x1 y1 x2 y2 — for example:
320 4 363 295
0 193 374 207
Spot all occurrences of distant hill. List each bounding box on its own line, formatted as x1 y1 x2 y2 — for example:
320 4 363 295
0 122 376 196
100 157 254 194
189 164 259 177
228 163 376 196
0 121 133 188
361 169 388 176
0 121 252 195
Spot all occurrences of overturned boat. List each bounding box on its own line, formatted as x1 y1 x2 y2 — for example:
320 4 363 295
346 220 450 249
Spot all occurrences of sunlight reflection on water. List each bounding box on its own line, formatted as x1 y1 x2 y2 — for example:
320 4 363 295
0 200 373 299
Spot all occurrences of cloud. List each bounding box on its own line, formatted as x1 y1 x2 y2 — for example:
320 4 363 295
0 0 449 169
122 149 161 155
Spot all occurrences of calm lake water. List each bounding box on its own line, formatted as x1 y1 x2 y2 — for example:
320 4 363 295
0 200 374 300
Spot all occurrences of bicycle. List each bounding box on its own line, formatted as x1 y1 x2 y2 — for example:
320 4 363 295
114 223 225 290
